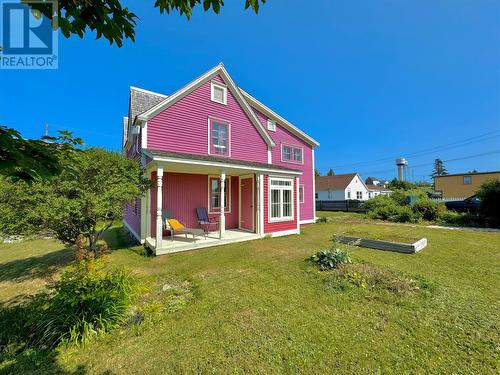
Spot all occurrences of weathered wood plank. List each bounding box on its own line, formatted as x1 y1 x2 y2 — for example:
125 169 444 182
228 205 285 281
333 235 427 254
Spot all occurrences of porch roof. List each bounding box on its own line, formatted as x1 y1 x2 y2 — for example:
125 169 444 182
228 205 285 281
143 149 302 175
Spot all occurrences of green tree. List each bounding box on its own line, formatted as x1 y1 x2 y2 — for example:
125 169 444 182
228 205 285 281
315 169 321 177
387 178 416 191
39 148 151 251
476 179 500 228
326 168 335 176
430 159 448 178
0 126 82 182
28 0 266 47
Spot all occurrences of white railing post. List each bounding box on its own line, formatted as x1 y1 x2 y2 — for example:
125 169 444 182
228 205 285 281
155 166 164 250
219 170 226 239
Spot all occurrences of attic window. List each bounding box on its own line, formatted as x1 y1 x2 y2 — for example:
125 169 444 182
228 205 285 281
267 119 276 132
211 82 227 105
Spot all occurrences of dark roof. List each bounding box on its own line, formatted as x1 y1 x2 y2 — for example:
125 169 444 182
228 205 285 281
433 171 500 179
144 149 302 173
128 88 167 128
315 173 357 191
366 184 391 191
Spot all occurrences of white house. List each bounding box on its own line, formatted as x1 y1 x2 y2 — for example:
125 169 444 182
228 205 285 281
315 173 370 201
366 184 392 198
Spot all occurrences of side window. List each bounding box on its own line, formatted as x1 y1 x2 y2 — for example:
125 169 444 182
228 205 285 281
211 82 227 105
463 176 472 185
209 177 231 213
210 119 230 156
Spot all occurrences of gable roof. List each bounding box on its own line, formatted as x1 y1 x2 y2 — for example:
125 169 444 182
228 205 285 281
128 86 167 128
239 88 320 147
366 184 392 192
136 63 275 147
315 173 358 191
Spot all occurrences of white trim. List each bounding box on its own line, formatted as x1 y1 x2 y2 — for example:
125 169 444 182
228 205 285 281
130 86 168 98
210 81 227 105
208 175 232 214
267 147 272 164
258 174 265 237
300 219 315 225
137 64 275 147
267 119 276 132
268 176 295 223
141 121 148 149
296 177 300 234
269 228 299 238
123 219 142 243
143 150 302 176
238 174 255 232
140 193 147 241
239 88 320 147
312 148 316 223
207 116 231 157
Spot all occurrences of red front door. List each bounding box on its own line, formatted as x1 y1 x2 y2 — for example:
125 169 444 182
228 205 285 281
240 177 254 231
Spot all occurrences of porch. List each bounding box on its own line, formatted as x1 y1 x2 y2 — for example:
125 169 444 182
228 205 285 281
140 149 302 255
145 229 261 255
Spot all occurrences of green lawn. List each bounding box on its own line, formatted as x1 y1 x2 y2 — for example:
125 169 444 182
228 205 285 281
1 213 499 374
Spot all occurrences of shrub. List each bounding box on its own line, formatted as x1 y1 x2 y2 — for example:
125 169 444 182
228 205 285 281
31 259 137 347
412 199 445 221
392 206 420 223
310 249 351 270
437 211 483 227
317 216 328 223
477 179 500 228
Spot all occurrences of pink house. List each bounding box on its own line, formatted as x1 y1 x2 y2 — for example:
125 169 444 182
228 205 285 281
122 64 319 255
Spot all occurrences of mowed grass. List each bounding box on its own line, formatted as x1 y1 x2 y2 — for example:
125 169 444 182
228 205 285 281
0 214 499 374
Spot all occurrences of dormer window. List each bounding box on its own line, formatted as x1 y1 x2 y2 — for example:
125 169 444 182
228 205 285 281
211 82 227 105
267 119 276 132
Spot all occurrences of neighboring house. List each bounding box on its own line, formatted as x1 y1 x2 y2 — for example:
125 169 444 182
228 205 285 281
315 173 369 201
433 171 500 198
365 176 381 186
122 63 319 255
366 184 392 198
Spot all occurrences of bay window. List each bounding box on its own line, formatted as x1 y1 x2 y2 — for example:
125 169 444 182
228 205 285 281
269 177 294 222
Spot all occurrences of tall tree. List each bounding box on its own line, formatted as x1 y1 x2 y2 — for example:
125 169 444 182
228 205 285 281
315 169 321 177
326 168 335 176
0 126 82 182
430 159 448 178
28 0 267 47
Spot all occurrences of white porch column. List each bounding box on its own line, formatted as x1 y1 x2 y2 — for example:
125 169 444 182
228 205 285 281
219 170 226 239
155 166 164 250
257 173 265 237
296 176 301 234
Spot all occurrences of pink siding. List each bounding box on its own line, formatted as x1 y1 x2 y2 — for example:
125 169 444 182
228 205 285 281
124 199 141 237
254 110 314 222
150 171 240 237
263 175 298 233
147 75 268 163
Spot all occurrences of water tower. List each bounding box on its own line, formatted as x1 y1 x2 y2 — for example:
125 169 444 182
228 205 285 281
396 158 408 181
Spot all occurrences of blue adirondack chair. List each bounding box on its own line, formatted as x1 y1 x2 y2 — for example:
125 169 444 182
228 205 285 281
196 208 219 233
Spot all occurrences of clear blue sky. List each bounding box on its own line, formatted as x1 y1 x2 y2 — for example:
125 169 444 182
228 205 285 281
1 0 499 181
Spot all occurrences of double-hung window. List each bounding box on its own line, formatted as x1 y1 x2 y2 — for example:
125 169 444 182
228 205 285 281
463 176 472 185
269 177 294 222
210 119 230 156
209 177 231 213
281 144 303 164
356 191 363 200
299 185 305 204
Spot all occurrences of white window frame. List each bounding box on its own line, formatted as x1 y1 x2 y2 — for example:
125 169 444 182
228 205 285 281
207 175 232 214
299 184 305 204
463 176 472 185
267 119 276 132
211 81 227 105
356 191 363 200
207 117 231 157
280 143 304 165
268 176 294 223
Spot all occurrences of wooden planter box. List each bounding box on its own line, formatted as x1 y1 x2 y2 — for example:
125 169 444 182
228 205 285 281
334 235 427 254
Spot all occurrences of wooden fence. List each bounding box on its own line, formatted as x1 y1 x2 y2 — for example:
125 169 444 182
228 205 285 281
316 200 367 212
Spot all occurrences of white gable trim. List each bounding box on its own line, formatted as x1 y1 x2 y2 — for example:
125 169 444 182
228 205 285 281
239 88 320 147
137 64 275 148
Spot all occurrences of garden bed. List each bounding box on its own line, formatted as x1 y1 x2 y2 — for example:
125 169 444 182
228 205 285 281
334 234 427 254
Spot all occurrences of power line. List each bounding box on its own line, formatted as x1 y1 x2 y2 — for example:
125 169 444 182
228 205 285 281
333 130 500 169
357 149 500 177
